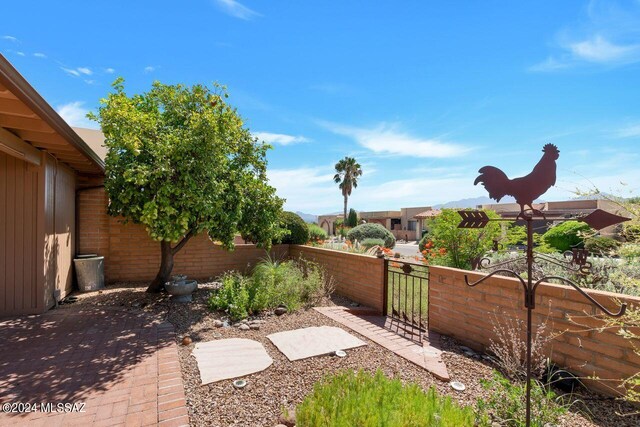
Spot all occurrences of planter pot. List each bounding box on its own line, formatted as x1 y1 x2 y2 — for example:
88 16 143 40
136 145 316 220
165 279 197 303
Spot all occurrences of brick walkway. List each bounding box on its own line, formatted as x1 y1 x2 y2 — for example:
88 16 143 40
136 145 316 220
0 308 188 426
315 306 450 381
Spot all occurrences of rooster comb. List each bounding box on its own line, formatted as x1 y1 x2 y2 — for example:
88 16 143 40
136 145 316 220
543 143 559 153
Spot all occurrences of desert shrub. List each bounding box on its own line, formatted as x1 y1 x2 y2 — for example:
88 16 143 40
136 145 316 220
207 272 250 321
208 257 333 320
346 208 359 227
294 370 474 426
347 223 395 248
542 221 591 252
484 251 640 296
278 211 310 244
620 243 640 261
307 223 328 242
476 371 568 427
489 313 554 381
584 236 620 256
360 238 385 249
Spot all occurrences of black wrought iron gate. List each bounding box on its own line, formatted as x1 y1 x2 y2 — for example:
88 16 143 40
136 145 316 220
383 259 429 340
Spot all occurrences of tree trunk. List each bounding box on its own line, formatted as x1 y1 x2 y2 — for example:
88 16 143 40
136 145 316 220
343 195 348 225
147 241 174 293
147 231 194 293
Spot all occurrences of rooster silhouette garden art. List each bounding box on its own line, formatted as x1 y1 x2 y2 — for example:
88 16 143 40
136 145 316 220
457 144 629 427
474 143 559 218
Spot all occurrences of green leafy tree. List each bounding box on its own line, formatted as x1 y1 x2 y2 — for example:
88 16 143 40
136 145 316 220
90 79 284 292
278 212 310 244
542 221 591 252
333 157 363 221
346 208 359 227
424 209 501 269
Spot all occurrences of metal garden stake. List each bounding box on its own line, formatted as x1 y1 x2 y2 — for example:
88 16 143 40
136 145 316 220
459 144 629 427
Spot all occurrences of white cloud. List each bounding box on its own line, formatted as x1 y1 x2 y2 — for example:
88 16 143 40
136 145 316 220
77 67 92 75
528 57 571 72
614 123 640 138
531 0 640 72
33 52 46 58
2 35 18 42
569 35 640 63
321 121 470 158
15 51 25 56
213 0 260 20
267 166 337 212
254 132 309 145
56 101 98 129
62 67 81 77
104 67 115 74
144 66 155 73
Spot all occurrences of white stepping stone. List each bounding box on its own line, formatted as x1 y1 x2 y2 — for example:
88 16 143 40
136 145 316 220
192 338 273 385
267 326 366 361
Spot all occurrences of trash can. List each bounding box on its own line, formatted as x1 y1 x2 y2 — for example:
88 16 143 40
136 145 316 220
74 255 105 291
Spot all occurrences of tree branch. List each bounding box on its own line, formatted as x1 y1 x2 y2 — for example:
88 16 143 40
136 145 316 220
171 230 195 255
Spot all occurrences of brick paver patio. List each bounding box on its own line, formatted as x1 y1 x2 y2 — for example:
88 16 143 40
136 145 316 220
0 307 188 426
315 306 450 381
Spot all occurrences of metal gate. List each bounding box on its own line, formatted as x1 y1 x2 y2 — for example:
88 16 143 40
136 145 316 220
384 259 429 340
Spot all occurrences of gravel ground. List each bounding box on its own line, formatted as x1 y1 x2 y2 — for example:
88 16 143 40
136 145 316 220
62 282 640 427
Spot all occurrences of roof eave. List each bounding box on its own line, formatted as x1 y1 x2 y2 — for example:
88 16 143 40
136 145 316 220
0 55 105 174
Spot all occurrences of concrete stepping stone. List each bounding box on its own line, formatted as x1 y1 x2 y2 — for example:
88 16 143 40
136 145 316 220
192 338 273 385
267 326 366 361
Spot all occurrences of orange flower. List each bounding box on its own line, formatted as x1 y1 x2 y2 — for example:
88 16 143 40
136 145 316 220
439 248 447 255
425 241 434 249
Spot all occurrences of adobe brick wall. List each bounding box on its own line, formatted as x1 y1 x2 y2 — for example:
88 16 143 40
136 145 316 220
290 245 385 313
77 187 288 283
429 265 640 396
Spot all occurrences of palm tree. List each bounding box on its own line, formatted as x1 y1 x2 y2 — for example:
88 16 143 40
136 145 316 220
334 156 363 222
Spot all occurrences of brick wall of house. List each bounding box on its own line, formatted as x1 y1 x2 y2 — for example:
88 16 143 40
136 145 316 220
77 187 288 283
290 245 385 313
429 265 640 396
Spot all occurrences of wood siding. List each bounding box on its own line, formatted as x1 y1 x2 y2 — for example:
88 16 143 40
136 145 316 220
0 151 40 314
42 155 76 310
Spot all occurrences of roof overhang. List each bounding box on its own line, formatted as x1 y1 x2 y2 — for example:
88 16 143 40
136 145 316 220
0 54 105 175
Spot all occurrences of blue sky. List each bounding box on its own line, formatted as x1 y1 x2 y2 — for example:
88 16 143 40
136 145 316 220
2 0 640 214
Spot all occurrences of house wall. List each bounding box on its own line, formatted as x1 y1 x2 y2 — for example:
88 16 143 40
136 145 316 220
290 245 385 312
0 151 76 316
0 151 41 315
428 265 640 396
77 187 289 283
42 156 76 309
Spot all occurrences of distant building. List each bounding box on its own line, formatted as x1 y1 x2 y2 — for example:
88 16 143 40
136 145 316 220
318 206 439 242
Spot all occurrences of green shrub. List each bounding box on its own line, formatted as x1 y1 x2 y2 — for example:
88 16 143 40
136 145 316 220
307 223 328 242
347 223 395 248
279 211 310 244
338 226 350 239
542 221 591 252
620 243 640 261
207 273 249 321
360 238 385 249
584 236 621 256
208 257 331 320
476 371 568 427
346 208 359 227
294 370 474 426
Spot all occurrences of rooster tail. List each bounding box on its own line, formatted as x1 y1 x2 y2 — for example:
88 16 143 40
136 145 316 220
474 166 512 202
